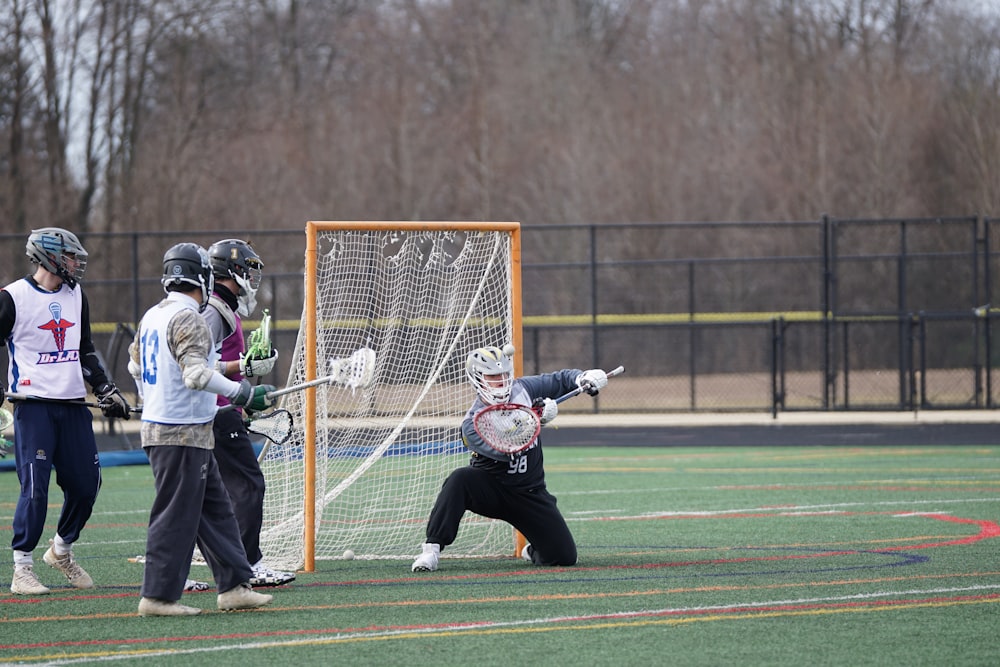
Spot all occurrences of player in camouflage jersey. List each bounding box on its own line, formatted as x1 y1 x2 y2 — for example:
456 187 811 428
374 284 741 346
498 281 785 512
128 243 278 616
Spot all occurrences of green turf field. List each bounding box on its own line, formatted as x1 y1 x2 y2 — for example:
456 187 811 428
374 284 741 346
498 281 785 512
2 445 999 665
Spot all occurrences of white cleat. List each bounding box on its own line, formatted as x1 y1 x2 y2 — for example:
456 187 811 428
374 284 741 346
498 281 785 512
11 565 50 595
217 583 273 611
138 597 202 616
43 542 94 589
411 542 441 572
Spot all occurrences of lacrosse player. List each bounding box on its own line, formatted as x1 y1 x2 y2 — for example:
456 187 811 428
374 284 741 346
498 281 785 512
128 243 277 616
2 228 132 596
411 346 608 572
203 238 293 586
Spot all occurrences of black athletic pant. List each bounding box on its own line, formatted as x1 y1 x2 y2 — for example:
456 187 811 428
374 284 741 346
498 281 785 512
212 409 266 565
425 465 577 566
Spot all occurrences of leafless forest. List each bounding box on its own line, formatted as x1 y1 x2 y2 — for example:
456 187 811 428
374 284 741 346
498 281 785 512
1 0 999 263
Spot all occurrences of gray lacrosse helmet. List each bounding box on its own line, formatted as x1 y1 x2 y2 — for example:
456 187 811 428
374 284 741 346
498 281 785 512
466 346 514 405
161 243 214 312
26 227 89 288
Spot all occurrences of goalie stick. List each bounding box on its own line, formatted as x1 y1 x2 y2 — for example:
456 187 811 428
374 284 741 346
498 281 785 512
472 365 625 457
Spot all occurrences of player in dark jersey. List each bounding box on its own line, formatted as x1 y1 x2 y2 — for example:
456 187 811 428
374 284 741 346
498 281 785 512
411 345 607 572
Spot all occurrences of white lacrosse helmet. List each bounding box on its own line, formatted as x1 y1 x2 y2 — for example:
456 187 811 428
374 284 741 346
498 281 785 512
466 346 514 405
26 227 88 288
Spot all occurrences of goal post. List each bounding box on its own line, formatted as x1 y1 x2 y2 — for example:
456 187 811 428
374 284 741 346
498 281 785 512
259 221 523 571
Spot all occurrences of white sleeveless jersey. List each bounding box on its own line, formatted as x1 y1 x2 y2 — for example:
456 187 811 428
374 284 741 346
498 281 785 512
3 277 87 399
136 293 219 425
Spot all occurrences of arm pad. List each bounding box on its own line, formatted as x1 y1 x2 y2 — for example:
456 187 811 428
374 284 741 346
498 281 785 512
180 355 241 396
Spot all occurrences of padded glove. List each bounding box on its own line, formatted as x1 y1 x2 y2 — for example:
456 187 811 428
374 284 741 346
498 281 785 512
229 379 276 412
95 382 131 420
240 349 279 378
535 397 558 425
575 369 608 396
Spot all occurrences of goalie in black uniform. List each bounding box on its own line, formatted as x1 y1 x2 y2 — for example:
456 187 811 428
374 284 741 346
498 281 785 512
411 345 607 572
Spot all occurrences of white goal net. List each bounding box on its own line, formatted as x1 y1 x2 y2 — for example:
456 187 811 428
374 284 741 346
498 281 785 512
258 222 521 570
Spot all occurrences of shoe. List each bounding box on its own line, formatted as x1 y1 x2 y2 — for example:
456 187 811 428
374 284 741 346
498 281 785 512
184 578 211 592
11 565 50 595
43 542 94 589
217 583 273 611
138 597 202 616
411 542 440 572
521 544 533 563
249 562 296 587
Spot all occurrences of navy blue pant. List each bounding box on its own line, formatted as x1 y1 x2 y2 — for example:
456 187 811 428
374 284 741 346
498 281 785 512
142 445 252 601
425 466 577 566
212 409 266 565
11 401 101 553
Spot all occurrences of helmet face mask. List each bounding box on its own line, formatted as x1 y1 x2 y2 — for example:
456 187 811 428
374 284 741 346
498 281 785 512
26 228 88 288
466 346 514 405
161 243 214 312
208 239 263 316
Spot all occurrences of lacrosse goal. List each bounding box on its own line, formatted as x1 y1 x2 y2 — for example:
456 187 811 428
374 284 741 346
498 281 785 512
259 221 522 571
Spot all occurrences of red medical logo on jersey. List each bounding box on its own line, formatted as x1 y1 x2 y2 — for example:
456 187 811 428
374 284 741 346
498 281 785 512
36 301 79 363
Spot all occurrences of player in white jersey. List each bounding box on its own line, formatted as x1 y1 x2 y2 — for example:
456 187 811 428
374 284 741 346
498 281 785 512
128 243 278 617
1 228 132 596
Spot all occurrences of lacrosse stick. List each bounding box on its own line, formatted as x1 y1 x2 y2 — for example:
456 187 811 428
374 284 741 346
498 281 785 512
6 395 140 415
258 346 377 400
472 365 625 456
245 309 272 361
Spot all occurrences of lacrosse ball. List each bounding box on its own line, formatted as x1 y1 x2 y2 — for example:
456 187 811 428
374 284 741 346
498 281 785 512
501 343 516 356
343 549 355 560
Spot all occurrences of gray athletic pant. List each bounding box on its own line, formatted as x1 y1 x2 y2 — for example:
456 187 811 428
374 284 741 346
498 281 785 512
141 445 252 602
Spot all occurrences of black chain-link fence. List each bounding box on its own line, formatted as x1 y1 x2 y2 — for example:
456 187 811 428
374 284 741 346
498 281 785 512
2 216 997 414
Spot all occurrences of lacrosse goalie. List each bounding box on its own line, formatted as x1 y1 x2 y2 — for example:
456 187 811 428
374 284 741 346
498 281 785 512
203 239 294 587
411 345 608 572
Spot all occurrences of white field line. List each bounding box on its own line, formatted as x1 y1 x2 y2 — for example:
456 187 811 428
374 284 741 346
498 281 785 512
29 584 1000 666
562 496 1000 520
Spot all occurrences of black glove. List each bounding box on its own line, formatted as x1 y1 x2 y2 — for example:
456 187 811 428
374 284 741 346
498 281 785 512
95 382 131 420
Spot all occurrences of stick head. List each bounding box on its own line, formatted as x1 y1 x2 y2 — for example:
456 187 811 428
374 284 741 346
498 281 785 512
0 407 12 433
472 403 541 455
329 347 377 389
246 408 293 445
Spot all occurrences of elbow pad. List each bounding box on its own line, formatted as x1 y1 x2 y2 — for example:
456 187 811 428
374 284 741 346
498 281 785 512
181 356 240 396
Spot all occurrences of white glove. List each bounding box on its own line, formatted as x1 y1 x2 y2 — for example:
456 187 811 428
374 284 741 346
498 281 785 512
576 369 608 396
127 359 144 399
240 349 279 378
537 397 558 425
127 359 142 383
